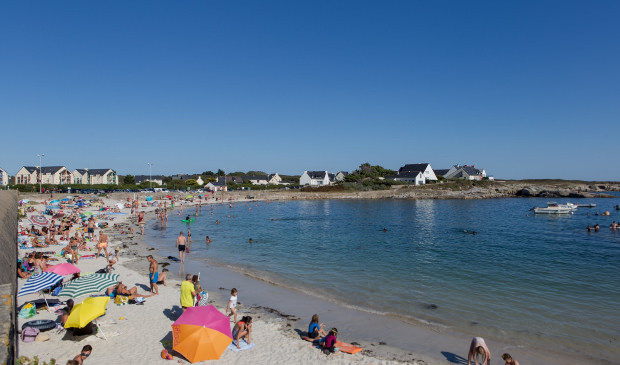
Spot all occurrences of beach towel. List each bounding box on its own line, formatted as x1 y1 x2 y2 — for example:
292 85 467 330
335 341 362 354
228 340 255 352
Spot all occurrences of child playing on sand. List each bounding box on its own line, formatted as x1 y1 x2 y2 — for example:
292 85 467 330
226 288 238 322
319 328 338 354
308 314 327 338
72 344 92 364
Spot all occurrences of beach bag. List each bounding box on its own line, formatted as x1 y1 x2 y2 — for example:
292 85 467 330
114 295 129 305
197 292 209 306
161 349 173 360
52 286 62 296
21 327 40 342
18 303 36 319
186 246 189 253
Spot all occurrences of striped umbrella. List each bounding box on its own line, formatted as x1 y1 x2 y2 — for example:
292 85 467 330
58 273 120 298
29 215 50 227
18 272 63 297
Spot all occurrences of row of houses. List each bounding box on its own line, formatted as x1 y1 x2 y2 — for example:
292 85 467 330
300 164 490 186
0 166 118 186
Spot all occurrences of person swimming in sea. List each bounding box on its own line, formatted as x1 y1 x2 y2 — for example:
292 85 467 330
185 215 191 221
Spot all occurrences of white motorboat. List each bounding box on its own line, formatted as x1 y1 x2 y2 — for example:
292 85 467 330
534 203 573 214
558 202 578 211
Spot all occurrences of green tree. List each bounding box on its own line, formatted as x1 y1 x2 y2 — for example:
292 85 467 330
123 175 135 185
186 179 198 186
216 169 225 176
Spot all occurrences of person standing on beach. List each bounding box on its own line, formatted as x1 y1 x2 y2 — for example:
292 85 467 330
187 227 192 243
176 231 187 263
180 274 196 311
86 218 95 240
467 337 491 365
147 255 159 295
96 230 109 261
138 211 145 235
226 288 238 323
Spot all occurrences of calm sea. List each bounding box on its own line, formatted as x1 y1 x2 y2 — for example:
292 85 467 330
146 194 620 362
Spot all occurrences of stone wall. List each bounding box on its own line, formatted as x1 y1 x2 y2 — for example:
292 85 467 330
0 191 17 365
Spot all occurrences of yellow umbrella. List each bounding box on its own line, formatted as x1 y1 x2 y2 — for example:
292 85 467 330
65 296 110 336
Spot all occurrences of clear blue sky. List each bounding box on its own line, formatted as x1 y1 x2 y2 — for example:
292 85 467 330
1 1 618 180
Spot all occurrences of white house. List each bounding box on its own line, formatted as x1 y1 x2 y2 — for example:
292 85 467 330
334 171 349 182
88 169 118 185
15 167 38 184
16 166 73 185
444 165 486 181
205 181 227 192
0 168 8 186
300 171 332 186
196 176 204 186
73 169 89 184
268 173 282 185
398 163 437 181
386 171 426 185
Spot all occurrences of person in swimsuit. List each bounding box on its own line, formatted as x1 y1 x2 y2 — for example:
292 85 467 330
87 218 95 239
468 337 491 365
176 231 187 263
138 211 145 235
147 255 159 295
232 316 252 349
96 230 109 261
187 227 192 243
69 237 79 264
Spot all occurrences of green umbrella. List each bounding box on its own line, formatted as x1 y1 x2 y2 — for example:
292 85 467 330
58 273 120 298
185 195 193 199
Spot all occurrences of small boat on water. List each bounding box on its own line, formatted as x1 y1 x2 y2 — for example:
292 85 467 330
558 202 578 211
534 202 573 214
577 203 596 208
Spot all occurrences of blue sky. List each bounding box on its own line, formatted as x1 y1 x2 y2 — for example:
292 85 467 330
1 1 618 180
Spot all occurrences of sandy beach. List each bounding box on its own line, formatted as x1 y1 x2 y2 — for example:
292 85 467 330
15 193 597 365
16 196 424 365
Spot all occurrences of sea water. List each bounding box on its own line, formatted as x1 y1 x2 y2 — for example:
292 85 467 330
146 194 620 362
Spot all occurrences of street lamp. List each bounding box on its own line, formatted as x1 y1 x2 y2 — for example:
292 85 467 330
37 154 45 193
147 163 153 190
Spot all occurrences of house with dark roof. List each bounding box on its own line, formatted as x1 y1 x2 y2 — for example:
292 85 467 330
300 171 332 186
15 166 73 185
205 181 227 192
268 173 282 185
334 171 349 182
444 165 487 181
134 175 164 186
243 176 269 185
171 174 192 181
72 169 118 185
386 171 426 185
398 163 437 181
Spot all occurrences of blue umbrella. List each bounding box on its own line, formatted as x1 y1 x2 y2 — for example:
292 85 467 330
18 272 62 297
49 200 60 204
61 198 70 202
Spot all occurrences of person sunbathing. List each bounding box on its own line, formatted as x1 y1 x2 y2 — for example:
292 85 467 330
31 237 49 248
17 261 31 279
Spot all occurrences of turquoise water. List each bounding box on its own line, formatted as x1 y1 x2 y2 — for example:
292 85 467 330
147 195 620 362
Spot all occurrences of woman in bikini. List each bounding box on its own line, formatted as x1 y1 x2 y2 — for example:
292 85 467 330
232 316 252 349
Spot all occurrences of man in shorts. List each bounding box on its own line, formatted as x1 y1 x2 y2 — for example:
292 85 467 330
147 255 159 295
176 231 187 263
138 211 145 235
87 218 95 240
96 230 109 261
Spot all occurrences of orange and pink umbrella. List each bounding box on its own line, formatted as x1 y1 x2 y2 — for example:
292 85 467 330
171 305 232 363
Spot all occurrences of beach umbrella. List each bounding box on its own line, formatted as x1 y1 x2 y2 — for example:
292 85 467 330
58 273 119 298
185 195 193 199
65 296 110 329
146 196 153 202
83 212 93 216
166 195 172 199
18 272 63 297
50 200 60 204
61 198 70 202
45 263 80 276
29 215 50 227
19 199 30 204
172 305 232 363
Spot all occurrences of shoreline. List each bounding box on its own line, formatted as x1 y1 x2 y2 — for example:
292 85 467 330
14 195 616 364
139 203 602 365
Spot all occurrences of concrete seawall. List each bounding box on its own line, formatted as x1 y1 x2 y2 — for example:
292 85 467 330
0 191 17 365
